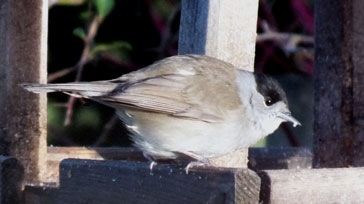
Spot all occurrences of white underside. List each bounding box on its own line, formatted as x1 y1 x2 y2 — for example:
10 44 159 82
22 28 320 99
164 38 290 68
117 107 273 160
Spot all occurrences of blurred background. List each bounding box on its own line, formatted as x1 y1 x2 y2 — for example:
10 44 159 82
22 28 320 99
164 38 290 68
47 0 313 149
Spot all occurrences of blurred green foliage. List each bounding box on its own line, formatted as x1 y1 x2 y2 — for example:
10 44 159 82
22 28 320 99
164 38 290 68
73 27 86 39
90 41 132 61
93 0 115 19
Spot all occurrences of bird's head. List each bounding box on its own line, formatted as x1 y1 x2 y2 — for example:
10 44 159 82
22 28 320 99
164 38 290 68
249 73 301 135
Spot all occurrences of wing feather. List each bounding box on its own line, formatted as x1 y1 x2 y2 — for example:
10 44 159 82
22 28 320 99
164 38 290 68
98 74 224 122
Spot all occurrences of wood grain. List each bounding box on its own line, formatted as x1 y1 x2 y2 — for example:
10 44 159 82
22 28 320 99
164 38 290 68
178 0 259 71
314 0 364 167
25 159 261 204
0 0 48 182
260 167 364 204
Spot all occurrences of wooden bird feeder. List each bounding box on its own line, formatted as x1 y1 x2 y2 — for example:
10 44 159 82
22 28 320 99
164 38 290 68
0 0 364 203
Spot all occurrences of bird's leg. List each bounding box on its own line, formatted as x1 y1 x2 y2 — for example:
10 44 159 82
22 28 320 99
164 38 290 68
181 151 211 174
143 152 157 171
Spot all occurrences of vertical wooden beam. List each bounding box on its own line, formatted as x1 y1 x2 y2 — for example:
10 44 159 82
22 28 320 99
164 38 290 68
178 0 259 168
0 0 48 182
0 156 23 204
178 0 259 71
352 1 364 166
314 1 364 167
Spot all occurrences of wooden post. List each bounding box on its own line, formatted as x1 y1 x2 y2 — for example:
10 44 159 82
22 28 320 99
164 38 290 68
314 0 364 167
179 0 258 71
178 0 259 168
0 0 48 182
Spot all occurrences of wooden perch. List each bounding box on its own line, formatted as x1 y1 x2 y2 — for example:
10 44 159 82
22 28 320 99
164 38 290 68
25 159 261 204
45 147 312 183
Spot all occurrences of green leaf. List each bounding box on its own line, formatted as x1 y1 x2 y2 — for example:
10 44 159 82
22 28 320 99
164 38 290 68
90 41 132 58
73 27 86 39
93 0 115 19
80 11 91 21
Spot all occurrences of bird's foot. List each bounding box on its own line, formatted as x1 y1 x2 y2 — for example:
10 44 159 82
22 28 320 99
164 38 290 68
149 161 157 171
143 152 158 171
185 159 210 174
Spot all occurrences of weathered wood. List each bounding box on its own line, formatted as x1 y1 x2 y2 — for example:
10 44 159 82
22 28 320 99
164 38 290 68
25 159 261 204
0 156 23 204
0 0 48 182
46 147 144 182
47 147 144 161
314 0 364 167
259 167 364 204
352 1 364 166
178 0 259 168
179 0 259 71
45 147 312 182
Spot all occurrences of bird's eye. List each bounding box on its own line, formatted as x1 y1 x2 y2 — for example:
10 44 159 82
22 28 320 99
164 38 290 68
264 90 281 106
265 98 274 106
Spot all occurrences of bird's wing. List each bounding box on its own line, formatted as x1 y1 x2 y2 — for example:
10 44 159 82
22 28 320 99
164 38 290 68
23 55 244 123
98 70 242 123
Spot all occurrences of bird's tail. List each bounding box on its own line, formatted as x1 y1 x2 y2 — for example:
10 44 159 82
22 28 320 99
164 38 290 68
21 82 118 98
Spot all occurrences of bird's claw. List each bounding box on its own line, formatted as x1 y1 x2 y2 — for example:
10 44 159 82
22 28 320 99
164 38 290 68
143 152 158 171
185 160 210 174
149 161 157 171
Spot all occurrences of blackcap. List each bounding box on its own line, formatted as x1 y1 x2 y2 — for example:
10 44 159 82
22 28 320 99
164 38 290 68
23 55 300 171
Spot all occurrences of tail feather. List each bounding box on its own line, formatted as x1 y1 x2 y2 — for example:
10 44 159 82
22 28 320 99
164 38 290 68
21 82 118 98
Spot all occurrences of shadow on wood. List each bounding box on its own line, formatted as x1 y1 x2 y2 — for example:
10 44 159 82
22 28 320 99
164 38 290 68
0 156 23 204
248 147 312 170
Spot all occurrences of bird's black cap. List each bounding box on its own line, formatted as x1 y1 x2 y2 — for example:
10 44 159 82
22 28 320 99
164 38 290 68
254 73 288 106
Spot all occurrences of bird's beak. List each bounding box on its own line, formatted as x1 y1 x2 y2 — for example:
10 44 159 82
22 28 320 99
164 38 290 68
277 112 301 127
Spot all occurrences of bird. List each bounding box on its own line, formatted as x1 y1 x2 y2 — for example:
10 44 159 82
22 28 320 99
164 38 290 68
23 54 300 172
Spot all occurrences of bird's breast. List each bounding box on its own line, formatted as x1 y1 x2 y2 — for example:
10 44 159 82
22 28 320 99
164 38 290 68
118 109 266 159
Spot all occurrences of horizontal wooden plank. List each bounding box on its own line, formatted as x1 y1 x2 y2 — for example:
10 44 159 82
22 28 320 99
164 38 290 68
46 147 143 182
45 147 312 182
26 154 364 204
47 146 143 161
259 167 364 204
47 147 312 168
25 159 261 204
